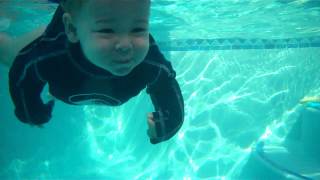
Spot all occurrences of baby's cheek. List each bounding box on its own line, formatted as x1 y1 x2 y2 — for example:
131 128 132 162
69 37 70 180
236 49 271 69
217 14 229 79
134 37 149 57
81 42 103 63
91 39 113 57
136 36 149 48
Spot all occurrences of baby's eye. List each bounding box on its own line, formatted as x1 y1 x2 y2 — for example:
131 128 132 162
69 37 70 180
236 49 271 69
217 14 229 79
97 29 115 34
132 28 147 33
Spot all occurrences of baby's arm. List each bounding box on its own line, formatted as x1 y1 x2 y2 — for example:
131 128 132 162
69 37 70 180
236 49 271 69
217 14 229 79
9 41 53 126
145 40 184 144
0 26 45 67
147 76 184 144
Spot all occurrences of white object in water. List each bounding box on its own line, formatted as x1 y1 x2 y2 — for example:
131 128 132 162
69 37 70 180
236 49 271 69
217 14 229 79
240 108 320 180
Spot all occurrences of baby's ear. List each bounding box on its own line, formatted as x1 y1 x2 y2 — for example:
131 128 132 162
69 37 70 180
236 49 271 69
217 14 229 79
62 13 79 43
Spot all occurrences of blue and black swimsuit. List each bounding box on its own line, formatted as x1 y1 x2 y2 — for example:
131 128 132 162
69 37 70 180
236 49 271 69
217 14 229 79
9 6 184 144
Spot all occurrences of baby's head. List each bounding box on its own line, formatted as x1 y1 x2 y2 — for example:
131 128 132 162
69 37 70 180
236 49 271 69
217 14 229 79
61 0 150 76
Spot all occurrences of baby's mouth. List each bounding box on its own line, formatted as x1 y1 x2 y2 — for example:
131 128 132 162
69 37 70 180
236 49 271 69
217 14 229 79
113 59 132 65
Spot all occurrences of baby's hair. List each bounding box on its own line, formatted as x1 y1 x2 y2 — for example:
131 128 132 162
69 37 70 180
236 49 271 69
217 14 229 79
60 0 151 17
60 0 87 17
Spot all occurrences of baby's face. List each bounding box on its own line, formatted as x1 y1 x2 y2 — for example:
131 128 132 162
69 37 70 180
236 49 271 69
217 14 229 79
74 0 150 76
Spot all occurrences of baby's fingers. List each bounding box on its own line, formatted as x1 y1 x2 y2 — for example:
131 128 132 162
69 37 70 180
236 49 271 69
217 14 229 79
147 113 157 138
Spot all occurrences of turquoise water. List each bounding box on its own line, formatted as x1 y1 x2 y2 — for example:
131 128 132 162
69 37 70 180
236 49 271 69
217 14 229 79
0 0 320 179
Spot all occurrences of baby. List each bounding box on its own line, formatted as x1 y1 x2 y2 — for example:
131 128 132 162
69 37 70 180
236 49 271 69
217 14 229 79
7 0 184 144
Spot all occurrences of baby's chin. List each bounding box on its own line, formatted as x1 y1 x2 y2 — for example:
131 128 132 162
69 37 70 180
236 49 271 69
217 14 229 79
110 66 134 77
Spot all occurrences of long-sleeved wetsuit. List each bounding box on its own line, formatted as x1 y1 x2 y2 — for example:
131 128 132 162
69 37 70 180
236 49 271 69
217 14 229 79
9 6 184 144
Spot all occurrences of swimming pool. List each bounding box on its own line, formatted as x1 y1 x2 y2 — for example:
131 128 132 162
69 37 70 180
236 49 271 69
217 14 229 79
0 0 319 179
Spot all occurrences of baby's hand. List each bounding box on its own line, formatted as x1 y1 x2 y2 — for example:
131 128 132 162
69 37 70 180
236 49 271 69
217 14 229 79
147 113 157 139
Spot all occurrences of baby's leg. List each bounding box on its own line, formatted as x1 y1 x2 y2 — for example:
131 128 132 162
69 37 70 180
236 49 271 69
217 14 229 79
0 26 46 68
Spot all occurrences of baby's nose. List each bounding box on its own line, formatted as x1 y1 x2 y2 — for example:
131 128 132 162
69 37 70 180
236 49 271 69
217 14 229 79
115 38 133 55
116 45 131 54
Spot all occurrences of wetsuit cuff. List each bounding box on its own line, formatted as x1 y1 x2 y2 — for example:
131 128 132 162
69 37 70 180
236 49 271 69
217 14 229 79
149 111 183 144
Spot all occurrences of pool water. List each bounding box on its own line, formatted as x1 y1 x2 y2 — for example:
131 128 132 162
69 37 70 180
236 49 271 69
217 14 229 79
0 0 320 179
